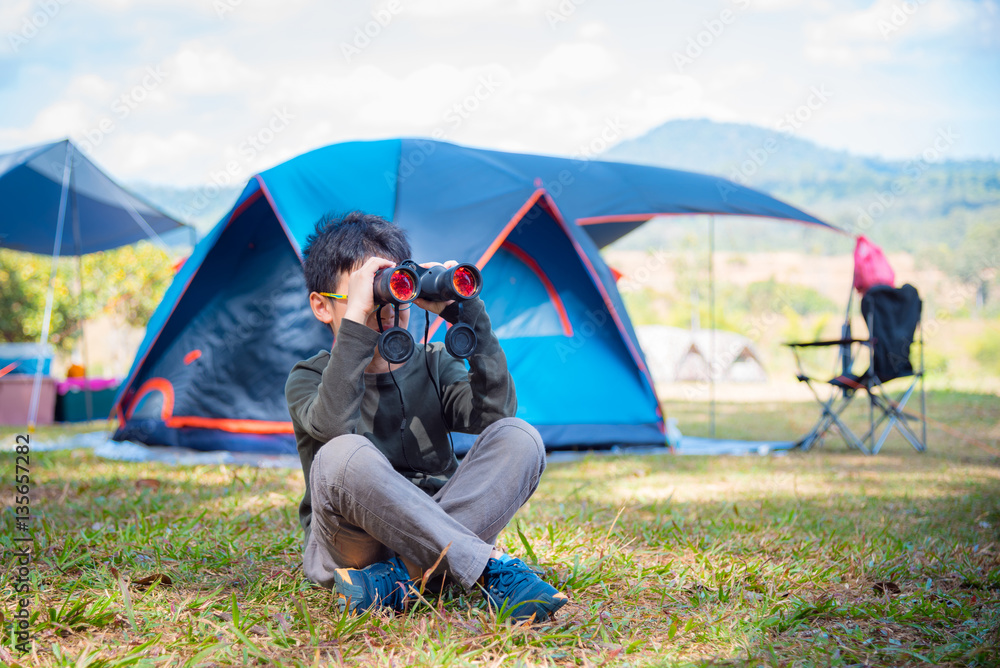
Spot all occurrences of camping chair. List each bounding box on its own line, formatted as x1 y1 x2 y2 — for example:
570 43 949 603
787 284 927 455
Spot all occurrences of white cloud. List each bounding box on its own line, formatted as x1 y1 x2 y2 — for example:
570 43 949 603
406 0 548 17
804 0 981 64
165 44 258 94
749 0 815 12
0 1 32 33
103 129 205 181
577 20 607 39
0 73 117 147
619 74 740 134
2 0 996 183
521 43 617 91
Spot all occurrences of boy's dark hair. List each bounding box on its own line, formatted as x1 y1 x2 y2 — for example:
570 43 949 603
302 211 412 294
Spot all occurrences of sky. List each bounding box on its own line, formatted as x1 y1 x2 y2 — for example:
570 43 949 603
1 0 998 187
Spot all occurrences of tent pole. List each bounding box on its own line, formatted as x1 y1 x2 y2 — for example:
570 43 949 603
76 256 94 422
709 214 716 439
70 165 93 422
28 143 73 430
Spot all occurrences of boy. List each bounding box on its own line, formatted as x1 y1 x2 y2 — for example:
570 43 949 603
285 211 568 621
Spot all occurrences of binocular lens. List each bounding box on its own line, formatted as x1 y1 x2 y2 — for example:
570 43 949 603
389 270 417 301
452 267 479 298
374 266 419 305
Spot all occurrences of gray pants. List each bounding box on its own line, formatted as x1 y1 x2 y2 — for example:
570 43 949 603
303 417 546 589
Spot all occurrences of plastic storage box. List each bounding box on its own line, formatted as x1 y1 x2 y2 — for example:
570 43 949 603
55 378 119 422
0 375 56 425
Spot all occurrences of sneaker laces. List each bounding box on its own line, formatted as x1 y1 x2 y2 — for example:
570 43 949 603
485 558 535 600
369 560 411 610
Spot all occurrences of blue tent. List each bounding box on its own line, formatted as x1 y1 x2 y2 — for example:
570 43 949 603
0 139 188 426
113 138 841 453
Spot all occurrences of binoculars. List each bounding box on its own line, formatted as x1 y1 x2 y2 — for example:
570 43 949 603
373 260 483 364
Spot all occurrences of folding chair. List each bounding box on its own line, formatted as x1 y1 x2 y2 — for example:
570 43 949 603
787 284 927 455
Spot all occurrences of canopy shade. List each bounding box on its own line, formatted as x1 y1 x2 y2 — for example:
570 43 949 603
0 139 187 255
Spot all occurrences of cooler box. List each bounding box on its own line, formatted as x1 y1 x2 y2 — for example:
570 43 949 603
0 343 54 376
0 375 56 425
55 378 119 422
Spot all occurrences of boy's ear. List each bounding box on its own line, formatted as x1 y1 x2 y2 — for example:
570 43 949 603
309 292 334 325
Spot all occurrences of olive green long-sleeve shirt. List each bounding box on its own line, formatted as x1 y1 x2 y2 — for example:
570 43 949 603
285 298 516 541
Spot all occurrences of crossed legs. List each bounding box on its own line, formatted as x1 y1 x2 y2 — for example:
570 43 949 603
303 417 546 590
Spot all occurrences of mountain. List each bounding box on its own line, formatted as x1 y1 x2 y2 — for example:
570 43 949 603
603 119 1000 254
126 120 998 258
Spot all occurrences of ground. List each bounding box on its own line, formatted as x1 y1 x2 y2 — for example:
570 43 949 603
1 390 998 667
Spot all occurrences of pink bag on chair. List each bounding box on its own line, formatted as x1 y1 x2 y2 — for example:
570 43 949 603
853 235 895 295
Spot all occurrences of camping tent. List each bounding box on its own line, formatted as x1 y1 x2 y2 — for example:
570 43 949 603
0 139 188 425
112 138 841 453
636 326 768 384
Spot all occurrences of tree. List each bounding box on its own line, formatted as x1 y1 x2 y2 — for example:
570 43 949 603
0 242 174 352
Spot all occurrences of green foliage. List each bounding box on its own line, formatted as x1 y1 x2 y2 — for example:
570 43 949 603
923 347 949 375
971 326 1000 376
0 252 80 350
620 288 663 326
747 277 838 316
0 243 174 352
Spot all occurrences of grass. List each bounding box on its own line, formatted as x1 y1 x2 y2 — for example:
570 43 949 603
1 390 998 666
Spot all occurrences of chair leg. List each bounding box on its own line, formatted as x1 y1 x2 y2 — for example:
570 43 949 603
889 383 926 453
920 371 927 450
869 390 875 452
798 380 868 453
827 402 871 454
868 381 926 454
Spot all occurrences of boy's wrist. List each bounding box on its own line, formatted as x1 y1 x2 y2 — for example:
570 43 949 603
344 305 368 324
336 317 382 345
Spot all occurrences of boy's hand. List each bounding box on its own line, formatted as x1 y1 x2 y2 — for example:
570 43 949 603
344 256 398 324
414 260 458 315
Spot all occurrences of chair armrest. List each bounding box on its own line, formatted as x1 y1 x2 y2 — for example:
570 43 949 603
784 338 868 348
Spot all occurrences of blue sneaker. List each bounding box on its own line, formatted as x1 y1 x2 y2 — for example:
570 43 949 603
332 556 412 614
480 556 568 621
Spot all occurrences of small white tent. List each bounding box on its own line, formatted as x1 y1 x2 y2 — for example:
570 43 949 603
636 325 767 384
